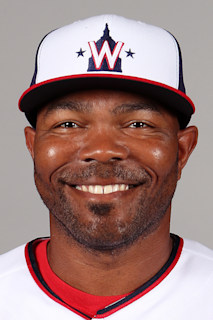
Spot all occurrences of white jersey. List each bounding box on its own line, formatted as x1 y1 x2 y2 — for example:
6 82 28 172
0 236 213 320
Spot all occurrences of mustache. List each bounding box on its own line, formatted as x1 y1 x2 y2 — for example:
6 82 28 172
56 162 151 185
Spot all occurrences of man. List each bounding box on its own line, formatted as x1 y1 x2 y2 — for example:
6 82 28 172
1 15 212 319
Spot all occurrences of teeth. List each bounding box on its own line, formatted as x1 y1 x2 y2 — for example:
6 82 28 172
75 184 129 194
104 185 113 194
94 185 103 194
82 185 88 192
88 185 94 193
112 185 119 192
120 184 126 191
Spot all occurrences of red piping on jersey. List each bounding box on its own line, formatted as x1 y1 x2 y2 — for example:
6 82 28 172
35 239 127 317
25 243 92 320
18 73 195 113
95 237 184 318
25 235 183 319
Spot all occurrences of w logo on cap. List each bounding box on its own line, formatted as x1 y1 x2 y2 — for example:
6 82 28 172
88 24 124 72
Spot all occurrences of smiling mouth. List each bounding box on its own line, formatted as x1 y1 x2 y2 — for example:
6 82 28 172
74 184 137 195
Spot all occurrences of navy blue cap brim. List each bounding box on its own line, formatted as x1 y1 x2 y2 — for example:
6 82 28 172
19 74 195 129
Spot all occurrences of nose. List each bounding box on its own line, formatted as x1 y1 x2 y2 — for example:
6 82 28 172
79 130 129 163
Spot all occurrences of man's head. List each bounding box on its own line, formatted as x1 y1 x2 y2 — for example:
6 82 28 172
20 15 198 252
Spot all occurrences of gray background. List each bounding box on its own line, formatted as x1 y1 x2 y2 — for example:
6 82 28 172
0 0 212 254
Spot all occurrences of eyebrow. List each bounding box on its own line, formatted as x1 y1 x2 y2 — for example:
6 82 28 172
112 102 161 115
43 101 92 118
43 100 161 118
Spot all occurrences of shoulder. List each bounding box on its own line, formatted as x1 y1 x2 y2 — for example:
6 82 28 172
182 238 213 264
177 238 213 287
0 244 27 279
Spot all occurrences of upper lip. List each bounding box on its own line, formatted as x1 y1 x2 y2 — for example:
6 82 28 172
65 180 142 187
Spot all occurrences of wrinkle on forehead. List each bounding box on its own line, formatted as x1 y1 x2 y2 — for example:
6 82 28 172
42 99 161 118
112 102 162 115
43 100 92 118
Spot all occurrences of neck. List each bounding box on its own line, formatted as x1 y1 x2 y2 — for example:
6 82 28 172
47 210 172 296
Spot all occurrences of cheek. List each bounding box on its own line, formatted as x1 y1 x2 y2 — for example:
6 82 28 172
33 136 78 178
47 147 57 158
132 139 178 176
152 146 177 172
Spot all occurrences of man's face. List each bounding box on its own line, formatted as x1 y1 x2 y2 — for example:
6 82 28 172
25 89 194 252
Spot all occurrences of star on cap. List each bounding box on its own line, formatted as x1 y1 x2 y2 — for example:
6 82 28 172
76 48 86 57
125 49 135 58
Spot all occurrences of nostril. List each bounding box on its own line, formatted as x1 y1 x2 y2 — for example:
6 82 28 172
111 157 122 161
84 158 94 162
83 157 123 163
80 143 129 163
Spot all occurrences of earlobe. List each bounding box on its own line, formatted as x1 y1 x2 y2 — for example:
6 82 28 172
24 126 36 160
177 126 198 180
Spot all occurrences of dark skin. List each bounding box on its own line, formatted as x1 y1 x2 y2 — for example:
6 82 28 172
25 89 198 296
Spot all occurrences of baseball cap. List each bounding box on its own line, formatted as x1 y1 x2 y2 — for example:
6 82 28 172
19 14 195 128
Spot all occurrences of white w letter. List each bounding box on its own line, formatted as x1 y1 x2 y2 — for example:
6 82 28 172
88 41 124 69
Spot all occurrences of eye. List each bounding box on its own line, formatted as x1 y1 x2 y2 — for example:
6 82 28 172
57 121 79 128
128 121 149 128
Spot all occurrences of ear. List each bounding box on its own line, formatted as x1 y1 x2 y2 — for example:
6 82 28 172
24 126 36 160
177 126 198 180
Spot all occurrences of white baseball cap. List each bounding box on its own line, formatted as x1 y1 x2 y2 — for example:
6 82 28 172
19 14 195 128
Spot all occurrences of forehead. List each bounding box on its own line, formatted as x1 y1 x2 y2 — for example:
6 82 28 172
39 89 178 119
